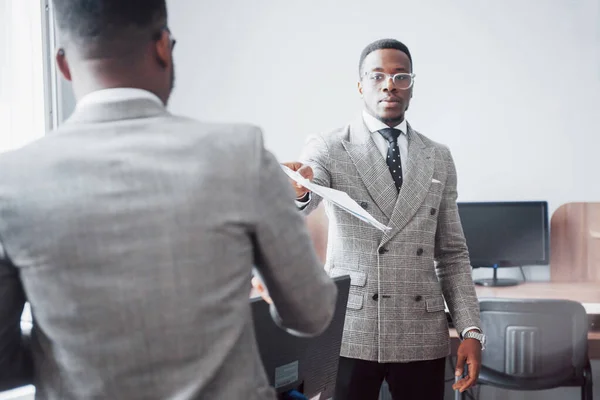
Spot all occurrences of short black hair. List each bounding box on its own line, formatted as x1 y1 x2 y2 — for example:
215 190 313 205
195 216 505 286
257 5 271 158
359 39 413 76
52 0 167 54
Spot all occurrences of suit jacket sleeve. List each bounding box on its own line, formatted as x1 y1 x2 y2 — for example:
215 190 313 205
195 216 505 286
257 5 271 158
252 129 337 337
297 134 332 215
0 236 33 391
434 147 481 335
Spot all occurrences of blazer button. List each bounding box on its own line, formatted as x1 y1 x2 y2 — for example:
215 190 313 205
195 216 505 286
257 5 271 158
360 201 369 209
378 247 388 254
430 208 437 216
415 295 423 302
372 293 379 301
416 248 424 256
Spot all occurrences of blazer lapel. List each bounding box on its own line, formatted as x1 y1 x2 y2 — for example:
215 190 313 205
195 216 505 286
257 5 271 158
342 118 397 220
382 125 435 244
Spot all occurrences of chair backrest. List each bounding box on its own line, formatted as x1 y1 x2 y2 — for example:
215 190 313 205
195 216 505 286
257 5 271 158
480 298 588 383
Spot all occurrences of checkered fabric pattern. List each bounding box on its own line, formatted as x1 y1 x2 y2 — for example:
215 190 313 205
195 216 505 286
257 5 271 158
299 116 481 363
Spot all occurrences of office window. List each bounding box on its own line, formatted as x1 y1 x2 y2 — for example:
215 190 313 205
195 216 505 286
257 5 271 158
0 2 45 398
0 0 47 154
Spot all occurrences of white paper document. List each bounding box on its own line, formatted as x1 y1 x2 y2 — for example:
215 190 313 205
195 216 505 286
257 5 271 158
281 165 391 232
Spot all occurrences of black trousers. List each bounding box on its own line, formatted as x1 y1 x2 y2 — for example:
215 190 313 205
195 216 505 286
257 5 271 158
334 356 446 400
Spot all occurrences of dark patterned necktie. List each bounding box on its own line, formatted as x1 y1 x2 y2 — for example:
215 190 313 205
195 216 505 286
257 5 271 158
379 128 403 192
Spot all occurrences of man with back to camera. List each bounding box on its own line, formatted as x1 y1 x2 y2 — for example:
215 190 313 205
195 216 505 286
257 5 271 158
283 39 486 399
0 1 337 399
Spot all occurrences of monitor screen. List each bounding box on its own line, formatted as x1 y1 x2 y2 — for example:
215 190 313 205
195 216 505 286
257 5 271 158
457 201 549 267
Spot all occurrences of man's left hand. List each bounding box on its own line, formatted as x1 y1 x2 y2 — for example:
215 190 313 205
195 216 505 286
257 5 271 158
452 337 482 393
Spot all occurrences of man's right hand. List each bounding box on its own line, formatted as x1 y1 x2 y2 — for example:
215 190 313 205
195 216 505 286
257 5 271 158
282 162 314 199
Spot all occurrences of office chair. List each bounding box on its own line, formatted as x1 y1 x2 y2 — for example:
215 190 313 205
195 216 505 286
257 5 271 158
462 298 592 400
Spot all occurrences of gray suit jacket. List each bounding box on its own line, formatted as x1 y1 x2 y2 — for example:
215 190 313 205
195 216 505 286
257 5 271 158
300 117 481 363
0 96 337 399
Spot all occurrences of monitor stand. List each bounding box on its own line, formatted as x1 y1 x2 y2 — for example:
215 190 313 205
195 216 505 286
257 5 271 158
474 267 520 287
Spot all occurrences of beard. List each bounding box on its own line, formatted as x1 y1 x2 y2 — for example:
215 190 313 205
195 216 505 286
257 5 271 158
365 103 405 126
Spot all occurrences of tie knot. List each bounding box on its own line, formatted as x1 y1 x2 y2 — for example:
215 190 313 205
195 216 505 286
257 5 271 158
379 128 402 143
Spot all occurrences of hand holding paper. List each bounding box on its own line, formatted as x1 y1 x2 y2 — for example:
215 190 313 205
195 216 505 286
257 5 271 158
281 164 391 232
281 162 314 199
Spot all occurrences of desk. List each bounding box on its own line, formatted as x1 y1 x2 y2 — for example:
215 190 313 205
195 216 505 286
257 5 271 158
449 282 600 358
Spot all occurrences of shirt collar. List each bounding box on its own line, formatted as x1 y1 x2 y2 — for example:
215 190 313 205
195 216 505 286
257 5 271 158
362 110 407 135
76 88 164 110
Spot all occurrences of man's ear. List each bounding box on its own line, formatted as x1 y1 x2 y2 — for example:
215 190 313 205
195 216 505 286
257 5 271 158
358 81 363 97
155 31 172 69
56 49 72 81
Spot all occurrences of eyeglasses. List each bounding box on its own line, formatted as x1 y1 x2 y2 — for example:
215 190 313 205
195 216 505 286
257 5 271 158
153 26 177 50
363 72 415 90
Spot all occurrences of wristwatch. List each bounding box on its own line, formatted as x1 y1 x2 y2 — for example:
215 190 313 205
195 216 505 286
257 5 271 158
463 330 486 351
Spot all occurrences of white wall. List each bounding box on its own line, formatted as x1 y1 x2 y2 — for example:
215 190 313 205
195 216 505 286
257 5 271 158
166 1 600 398
166 0 600 285
167 0 600 212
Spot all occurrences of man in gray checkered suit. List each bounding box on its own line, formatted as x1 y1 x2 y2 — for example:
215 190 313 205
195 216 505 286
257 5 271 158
284 39 485 399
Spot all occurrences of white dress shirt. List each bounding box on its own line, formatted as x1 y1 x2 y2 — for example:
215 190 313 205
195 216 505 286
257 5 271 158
76 88 164 109
361 110 409 174
296 111 408 205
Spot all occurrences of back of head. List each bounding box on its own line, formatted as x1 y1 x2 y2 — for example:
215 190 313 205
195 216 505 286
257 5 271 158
52 0 175 103
53 0 167 58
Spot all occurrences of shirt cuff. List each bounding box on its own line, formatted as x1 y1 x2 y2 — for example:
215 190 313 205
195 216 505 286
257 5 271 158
461 326 481 339
295 192 311 208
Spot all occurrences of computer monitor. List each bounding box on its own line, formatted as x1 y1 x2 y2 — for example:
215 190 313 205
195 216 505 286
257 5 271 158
251 275 350 400
457 201 549 287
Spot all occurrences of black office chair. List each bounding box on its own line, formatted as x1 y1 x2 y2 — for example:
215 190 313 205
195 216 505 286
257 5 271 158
462 298 592 400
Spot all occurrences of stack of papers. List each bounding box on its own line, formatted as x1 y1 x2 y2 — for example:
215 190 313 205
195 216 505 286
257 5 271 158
281 165 391 233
